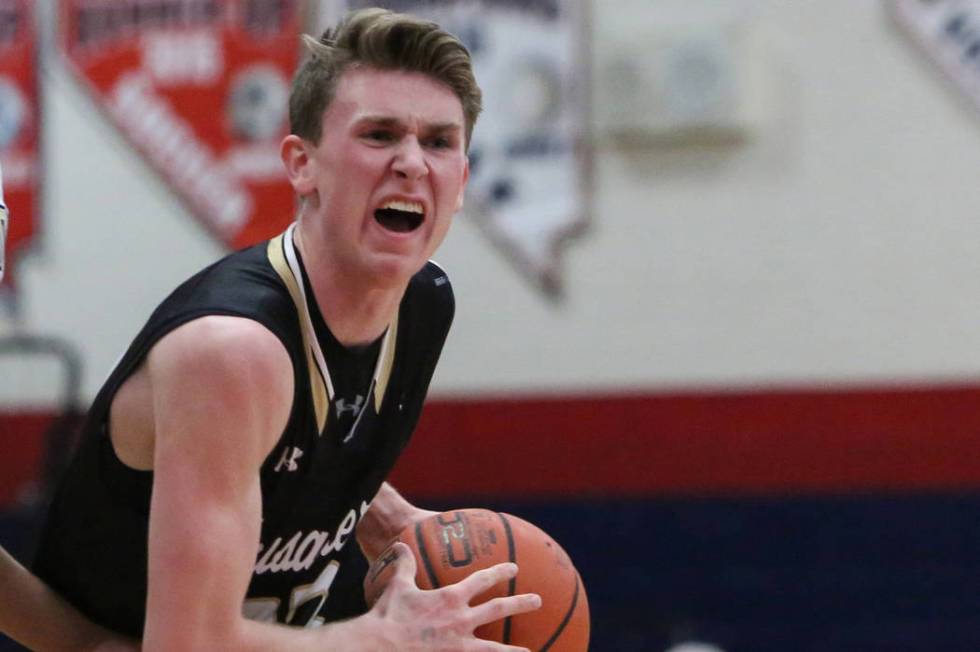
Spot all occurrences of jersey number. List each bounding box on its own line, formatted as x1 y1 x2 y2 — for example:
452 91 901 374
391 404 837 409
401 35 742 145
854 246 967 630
241 561 340 627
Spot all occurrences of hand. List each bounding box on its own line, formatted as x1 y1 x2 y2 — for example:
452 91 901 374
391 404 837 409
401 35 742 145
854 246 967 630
367 542 541 651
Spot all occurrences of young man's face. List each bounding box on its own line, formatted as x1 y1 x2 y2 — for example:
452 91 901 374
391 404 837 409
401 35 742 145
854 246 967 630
293 66 469 287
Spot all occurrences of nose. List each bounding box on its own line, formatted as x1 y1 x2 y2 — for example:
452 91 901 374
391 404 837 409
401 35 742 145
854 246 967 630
391 137 428 181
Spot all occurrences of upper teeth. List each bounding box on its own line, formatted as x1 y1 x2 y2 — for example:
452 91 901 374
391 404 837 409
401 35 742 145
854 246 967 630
381 200 423 214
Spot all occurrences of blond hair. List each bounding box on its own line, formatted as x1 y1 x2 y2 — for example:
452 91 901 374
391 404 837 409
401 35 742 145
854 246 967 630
289 8 482 148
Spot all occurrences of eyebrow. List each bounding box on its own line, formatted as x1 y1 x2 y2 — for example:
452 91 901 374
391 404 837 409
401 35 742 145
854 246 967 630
356 115 462 134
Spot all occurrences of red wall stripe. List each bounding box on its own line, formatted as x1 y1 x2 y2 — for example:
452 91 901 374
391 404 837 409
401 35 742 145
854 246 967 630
2 384 980 506
388 385 980 498
0 412 51 507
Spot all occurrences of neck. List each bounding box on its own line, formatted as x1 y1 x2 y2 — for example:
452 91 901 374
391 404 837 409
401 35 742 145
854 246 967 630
293 223 404 347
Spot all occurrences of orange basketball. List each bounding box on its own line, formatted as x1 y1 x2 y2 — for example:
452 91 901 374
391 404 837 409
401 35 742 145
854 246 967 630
365 508 590 651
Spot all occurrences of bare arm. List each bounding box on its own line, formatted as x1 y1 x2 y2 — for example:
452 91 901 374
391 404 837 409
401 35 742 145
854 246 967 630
0 546 139 652
142 316 539 651
142 316 294 651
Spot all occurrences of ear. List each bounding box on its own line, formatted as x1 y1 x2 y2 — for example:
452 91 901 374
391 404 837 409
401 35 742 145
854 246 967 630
454 156 470 212
281 135 317 196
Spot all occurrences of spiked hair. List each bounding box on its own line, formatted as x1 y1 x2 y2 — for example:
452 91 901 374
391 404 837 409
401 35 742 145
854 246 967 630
289 8 482 149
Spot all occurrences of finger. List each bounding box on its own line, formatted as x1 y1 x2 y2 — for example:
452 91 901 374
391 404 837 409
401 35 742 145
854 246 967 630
458 639 530 652
364 542 403 605
474 644 532 652
390 541 418 584
456 561 519 599
469 592 541 627
366 542 399 580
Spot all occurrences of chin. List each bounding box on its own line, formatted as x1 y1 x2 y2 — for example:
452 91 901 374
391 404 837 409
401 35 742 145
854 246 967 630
363 252 427 288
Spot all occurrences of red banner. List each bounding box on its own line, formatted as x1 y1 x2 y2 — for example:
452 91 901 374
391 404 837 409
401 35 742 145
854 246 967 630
0 0 39 290
59 0 302 249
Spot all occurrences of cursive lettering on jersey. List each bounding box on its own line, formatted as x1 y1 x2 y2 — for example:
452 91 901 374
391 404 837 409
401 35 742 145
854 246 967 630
254 501 369 575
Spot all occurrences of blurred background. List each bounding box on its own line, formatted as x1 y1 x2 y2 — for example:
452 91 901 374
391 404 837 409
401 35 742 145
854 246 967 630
2 0 980 650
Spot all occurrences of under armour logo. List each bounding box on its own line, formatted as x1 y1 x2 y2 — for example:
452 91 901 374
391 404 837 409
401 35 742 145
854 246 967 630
335 395 365 419
274 446 303 472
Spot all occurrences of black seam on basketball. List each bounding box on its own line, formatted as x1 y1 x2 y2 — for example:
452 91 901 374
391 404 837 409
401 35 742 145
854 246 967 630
540 571 581 651
498 513 517 644
415 522 441 589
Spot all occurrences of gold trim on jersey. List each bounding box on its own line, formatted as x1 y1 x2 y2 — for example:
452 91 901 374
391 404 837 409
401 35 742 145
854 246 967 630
266 224 399 437
374 309 397 412
267 231 330 433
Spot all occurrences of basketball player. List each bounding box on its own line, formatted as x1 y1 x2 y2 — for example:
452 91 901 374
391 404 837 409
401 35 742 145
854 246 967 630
30 8 540 651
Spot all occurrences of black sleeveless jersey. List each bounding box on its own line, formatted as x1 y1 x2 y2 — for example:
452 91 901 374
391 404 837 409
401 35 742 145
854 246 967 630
33 225 454 636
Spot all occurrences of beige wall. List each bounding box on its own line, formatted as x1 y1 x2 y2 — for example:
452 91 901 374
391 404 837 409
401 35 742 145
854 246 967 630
6 0 980 405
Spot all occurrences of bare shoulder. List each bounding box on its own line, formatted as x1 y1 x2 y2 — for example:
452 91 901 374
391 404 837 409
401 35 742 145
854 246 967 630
149 315 289 371
147 316 294 460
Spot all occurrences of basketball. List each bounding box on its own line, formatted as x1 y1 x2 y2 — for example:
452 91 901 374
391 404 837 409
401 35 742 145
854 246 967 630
364 508 590 651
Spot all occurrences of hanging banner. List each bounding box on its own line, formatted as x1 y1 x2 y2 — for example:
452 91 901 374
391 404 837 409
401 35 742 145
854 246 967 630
59 0 302 249
0 0 39 292
892 0 980 113
319 0 591 298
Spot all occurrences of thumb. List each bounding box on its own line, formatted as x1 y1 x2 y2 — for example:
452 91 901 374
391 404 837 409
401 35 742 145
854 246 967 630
390 541 419 584
369 541 420 610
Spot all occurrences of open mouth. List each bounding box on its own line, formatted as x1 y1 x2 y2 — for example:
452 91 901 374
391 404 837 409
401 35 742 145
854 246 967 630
374 200 424 233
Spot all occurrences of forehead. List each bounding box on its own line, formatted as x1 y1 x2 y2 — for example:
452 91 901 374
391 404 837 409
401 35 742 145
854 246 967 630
327 66 465 127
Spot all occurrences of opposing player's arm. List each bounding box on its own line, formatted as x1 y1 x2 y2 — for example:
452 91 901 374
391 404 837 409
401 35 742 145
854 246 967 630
0 546 139 652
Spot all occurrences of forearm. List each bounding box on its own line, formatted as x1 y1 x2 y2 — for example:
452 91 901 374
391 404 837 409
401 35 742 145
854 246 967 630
367 483 424 532
357 483 437 560
235 613 387 652
143 469 262 651
0 547 135 652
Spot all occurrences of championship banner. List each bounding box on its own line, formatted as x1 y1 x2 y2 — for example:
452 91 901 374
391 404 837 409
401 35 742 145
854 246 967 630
59 0 303 249
320 0 591 298
893 0 980 113
0 0 39 292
